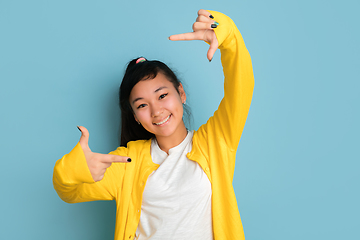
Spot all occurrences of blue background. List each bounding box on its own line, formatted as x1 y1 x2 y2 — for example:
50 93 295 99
1 0 359 239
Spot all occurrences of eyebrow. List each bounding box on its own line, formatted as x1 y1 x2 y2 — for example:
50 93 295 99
132 86 168 105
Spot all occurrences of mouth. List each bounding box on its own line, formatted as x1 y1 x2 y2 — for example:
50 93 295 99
153 114 171 126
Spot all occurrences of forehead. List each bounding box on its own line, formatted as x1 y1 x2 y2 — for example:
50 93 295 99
129 73 175 100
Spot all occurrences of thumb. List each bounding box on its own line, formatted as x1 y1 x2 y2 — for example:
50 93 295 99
77 126 90 149
207 38 219 62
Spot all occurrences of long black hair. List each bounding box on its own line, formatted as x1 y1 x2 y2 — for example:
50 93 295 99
119 57 190 147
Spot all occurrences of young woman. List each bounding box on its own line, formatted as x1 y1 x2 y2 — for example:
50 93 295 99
53 9 254 240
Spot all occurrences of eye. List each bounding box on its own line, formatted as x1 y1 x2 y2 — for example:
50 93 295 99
159 93 168 100
137 103 147 109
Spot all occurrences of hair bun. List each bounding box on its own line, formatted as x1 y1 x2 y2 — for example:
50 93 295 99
136 57 147 64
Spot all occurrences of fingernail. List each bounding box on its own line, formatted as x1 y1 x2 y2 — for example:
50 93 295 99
211 24 217 29
209 14 214 19
214 21 219 26
167 36 170 40
127 158 132 162
209 58 212 62
77 126 81 132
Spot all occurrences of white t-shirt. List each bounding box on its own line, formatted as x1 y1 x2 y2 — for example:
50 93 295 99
135 131 213 239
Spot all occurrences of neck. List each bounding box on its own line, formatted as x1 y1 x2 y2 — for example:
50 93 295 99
155 123 188 154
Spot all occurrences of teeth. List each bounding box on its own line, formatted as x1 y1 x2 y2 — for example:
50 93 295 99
154 115 170 125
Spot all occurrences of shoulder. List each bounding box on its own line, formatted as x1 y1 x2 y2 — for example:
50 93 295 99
127 139 152 151
109 139 152 156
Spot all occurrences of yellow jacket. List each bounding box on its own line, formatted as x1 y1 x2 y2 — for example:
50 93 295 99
53 10 254 240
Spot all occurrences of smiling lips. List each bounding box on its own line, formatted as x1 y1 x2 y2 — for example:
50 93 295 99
153 115 171 126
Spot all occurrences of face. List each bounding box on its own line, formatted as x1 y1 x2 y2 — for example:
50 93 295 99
129 72 187 141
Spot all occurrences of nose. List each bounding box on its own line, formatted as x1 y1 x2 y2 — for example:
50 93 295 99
151 103 163 118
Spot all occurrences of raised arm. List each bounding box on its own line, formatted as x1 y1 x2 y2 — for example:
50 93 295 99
170 10 255 151
210 10 255 150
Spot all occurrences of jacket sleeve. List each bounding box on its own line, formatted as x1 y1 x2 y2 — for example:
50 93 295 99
53 143 126 203
203 10 255 152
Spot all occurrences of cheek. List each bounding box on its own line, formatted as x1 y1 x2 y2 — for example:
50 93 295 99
166 96 183 114
134 109 149 122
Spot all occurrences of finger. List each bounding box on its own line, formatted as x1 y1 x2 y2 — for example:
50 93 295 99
196 15 214 23
197 9 212 19
77 126 89 147
169 31 203 41
100 154 132 163
95 174 104 182
207 39 219 61
92 169 106 182
192 22 218 32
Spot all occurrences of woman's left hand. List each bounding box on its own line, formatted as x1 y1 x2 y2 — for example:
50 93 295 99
169 9 219 61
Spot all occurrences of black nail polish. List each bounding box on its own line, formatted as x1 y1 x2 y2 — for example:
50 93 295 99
77 126 81 132
211 24 217 29
209 14 214 19
127 158 132 162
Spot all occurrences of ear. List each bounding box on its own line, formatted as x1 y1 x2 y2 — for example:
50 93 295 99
133 113 139 123
178 83 187 104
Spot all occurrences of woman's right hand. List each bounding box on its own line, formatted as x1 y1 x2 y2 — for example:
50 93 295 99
77 126 131 182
